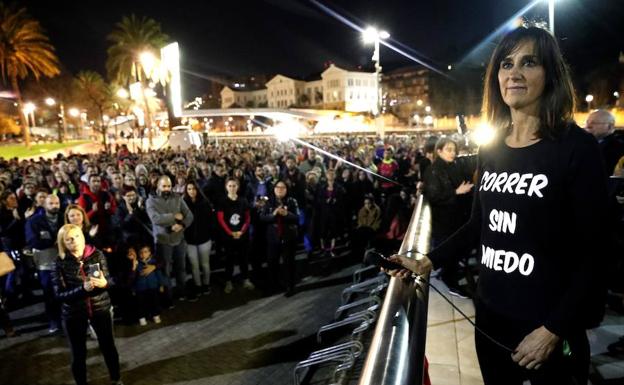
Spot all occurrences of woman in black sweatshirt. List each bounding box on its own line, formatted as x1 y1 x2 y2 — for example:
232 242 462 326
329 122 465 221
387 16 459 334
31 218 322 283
217 178 254 293
389 27 608 385
423 137 473 297
184 181 215 297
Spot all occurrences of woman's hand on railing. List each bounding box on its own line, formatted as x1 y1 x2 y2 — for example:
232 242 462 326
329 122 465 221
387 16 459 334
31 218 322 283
388 254 433 277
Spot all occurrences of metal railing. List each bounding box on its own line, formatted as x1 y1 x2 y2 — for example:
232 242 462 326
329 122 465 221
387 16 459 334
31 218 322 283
358 194 432 385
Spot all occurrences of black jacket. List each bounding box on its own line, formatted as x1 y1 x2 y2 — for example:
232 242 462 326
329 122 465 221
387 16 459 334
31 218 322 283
423 157 472 239
112 200 152 247
0 208 25 252
184 195 215 245
260 196 300 243
52 245 112 320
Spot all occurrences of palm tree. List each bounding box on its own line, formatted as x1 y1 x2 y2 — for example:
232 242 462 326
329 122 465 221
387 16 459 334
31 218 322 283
75 71 113 147
106 14 168 147
0 3 60 148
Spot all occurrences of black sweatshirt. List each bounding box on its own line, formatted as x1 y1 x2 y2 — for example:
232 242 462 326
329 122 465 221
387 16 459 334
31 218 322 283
429 124 609 337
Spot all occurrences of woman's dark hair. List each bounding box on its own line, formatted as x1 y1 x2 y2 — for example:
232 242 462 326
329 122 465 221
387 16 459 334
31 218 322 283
433 137 457 160
482 26 575 139
183 181 204 201
0 190 15 209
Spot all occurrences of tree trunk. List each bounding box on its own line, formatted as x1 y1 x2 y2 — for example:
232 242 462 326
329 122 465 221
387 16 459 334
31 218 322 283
98 106 107 149
10 76 30 148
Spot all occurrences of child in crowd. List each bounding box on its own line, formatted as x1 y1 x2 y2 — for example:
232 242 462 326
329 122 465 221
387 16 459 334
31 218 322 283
131 245 165 326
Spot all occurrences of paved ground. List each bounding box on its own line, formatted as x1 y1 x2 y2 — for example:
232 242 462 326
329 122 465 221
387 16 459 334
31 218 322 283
0 254 361 385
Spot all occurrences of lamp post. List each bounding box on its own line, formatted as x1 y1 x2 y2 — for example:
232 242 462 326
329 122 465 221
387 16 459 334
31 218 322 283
45 97 68 143
363 27 390 116
363 26 390 137
22 102 36 138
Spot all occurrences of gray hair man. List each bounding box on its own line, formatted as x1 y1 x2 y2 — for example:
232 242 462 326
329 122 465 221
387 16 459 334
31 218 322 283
585 109 624 175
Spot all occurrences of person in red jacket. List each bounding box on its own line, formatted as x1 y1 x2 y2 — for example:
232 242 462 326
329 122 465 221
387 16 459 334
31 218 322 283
77 174 116 248
377 146 399 196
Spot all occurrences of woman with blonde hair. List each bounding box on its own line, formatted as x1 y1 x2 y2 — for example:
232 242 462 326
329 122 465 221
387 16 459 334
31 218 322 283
52 224 122 385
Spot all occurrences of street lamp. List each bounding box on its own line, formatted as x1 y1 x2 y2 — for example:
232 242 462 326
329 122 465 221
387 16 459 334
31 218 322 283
363 27 390 116
23 102 36 127
585 94 594 111
45 97 56 106
69 108 80 117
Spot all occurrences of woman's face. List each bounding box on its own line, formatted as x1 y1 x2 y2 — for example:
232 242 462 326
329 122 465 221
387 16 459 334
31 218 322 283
4 193 17 209
437 142 457 163
186 184 197 199
226 181 239 196
67 208 84 226
124 175 136 186
35 192 47 206
497 40 545 114
274 182 287 199
64 228 85 257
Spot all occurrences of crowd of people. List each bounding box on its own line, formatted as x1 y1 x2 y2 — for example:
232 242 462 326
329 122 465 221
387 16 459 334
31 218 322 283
0 133 472 339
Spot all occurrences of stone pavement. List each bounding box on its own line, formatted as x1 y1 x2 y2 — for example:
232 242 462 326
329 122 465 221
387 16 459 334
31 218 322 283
0 260 361 385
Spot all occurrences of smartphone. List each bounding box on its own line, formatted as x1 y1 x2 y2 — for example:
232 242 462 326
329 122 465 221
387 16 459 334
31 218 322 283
364 250 405 271
87 263 101 278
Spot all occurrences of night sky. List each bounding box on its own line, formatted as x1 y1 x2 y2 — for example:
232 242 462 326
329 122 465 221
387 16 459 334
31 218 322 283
15 0 624 99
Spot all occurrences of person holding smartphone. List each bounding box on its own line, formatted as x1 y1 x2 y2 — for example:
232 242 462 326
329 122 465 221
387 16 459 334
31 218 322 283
52 224 123 385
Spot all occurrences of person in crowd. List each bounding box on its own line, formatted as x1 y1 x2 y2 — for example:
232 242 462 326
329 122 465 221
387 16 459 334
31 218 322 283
260 180 300 296
351 194 381 260
17 180 36 218
0 191 26 307
388 27 608 385
25 194 63 333
77 174 116 247
113 186 152 251
173 171 187 195
316 169 345 258
417 136 439 184
24 188 48 220
146 176 193 301
377 146 400 197
64 204 99 246
203 163 227 203
299 149 325 177
423 137 474 298
56 182 75 212
52 224 123 385
217 178 254 293
584 109 624 176
183 181 214 298
131 244 165 326
281 156 306 208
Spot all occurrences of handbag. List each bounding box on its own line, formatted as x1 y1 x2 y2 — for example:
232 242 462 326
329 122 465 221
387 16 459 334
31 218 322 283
0 251 16 277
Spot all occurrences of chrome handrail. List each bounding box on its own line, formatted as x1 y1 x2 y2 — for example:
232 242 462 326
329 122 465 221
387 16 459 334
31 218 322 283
358 194 432 385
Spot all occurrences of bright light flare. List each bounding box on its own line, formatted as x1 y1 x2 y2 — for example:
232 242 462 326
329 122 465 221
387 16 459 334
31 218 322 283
117 88 129 99
69 108 80 117
23 102 35 114
45 97 56 106
139 52 158 75
161 42 182 117
585 94 594 103
472 122 496 146
363 27 378 43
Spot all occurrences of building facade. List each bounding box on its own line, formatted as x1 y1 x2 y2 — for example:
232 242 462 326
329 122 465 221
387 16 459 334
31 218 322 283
220 64 378 112
220 86 268 108
381 66 431 122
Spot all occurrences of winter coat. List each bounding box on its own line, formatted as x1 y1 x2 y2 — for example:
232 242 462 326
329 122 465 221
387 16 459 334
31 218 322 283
52 245 112 320
146 192 193 245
